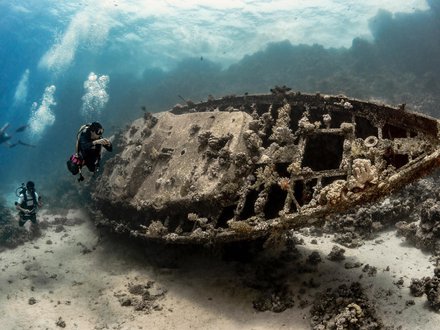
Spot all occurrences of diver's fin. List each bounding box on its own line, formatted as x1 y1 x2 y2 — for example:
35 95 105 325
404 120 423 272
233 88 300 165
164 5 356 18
17 140 36 148
0 123 10 134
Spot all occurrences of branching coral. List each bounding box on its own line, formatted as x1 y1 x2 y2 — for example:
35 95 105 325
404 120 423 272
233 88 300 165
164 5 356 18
348 159 378 189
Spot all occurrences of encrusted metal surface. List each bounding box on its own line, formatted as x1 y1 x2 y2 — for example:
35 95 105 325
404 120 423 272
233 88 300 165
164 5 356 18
92 90 440 244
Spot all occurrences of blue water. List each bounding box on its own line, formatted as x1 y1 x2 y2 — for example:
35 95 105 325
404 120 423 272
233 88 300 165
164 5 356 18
0 0 439 204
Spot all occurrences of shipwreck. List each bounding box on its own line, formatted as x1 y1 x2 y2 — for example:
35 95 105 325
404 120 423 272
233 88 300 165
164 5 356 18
91 88 440 244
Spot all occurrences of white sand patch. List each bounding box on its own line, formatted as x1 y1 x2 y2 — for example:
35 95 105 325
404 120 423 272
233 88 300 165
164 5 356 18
1 209 439 329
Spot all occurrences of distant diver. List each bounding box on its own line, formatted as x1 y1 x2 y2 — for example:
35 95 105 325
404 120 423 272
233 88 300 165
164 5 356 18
0 123 35 148
15 181 43 229
67 121 113 182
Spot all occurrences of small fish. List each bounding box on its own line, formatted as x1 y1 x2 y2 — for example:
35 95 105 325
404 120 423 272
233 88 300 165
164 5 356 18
141 106 147 112
15 124 29 133
13 140 36 148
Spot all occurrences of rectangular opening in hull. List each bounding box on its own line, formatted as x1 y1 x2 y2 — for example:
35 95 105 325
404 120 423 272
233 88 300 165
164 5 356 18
255 103 271 116
330 111 353 128
271 103 283 122
289 105 304 133
238 189 260 220
308 107 326 125
293 181 304 207
293 180 315 207
301 134 345 171
384 151 409 169
355 116 378 139
304 179 318 207
264 184 287 219
383 123 407 139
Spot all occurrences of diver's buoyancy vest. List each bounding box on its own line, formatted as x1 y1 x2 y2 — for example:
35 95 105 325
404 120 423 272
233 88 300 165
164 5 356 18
20 189 38 211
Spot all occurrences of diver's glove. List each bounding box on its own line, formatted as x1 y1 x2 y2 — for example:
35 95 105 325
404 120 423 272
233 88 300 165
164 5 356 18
94 138 111 146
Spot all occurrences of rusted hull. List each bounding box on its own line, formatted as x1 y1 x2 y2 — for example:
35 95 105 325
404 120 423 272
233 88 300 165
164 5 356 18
92 91 440 244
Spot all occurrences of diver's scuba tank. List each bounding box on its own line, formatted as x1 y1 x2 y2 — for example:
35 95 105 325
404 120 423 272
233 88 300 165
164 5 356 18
15 183 26 197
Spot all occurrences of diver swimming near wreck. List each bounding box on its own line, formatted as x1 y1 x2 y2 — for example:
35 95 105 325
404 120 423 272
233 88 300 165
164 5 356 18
67 121 113 182
0 123 35 148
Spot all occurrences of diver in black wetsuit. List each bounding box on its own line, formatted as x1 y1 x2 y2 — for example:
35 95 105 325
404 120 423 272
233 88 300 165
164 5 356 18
77 121 113 175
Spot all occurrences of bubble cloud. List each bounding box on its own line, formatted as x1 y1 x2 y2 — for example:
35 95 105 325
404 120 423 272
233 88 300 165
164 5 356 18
28 85 56 138
81 72 110 121
38 8 110 73
13 69 30 105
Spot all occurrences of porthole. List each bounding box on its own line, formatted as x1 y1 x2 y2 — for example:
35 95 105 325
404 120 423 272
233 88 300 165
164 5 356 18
364 136 378 148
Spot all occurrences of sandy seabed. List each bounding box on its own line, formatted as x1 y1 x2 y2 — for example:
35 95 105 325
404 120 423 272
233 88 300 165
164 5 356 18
1 208 439 330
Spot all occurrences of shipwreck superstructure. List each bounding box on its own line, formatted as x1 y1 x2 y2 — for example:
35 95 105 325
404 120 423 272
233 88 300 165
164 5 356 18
92 89 440 243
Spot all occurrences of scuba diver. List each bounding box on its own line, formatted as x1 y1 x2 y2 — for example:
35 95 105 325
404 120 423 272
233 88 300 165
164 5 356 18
0 123 35 148
15 181 43 228
67 122 113 182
